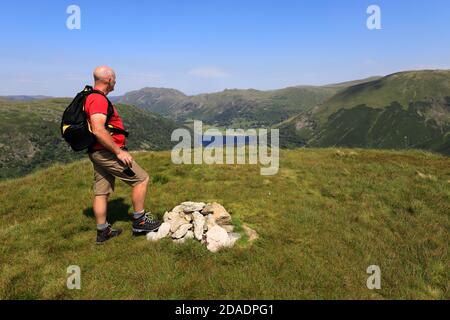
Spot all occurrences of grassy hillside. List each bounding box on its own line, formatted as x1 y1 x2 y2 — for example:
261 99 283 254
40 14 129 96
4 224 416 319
0 148 448 299
0 99 183 180
310 102 450 151
116 88 187 116
118 86 341 128
278 70 450 154
317 70 450 122
116 77 384 128
323 76 383 89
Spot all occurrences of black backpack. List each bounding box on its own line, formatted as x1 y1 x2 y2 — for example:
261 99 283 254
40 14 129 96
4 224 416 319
60 85 128 151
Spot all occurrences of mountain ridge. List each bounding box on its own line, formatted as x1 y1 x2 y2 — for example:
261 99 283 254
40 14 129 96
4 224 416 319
115 78 382 127
277 70 450 154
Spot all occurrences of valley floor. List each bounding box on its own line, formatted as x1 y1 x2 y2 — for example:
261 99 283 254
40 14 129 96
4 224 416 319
0 148 448 299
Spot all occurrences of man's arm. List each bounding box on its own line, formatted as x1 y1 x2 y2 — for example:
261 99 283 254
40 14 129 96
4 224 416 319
90 113 134 167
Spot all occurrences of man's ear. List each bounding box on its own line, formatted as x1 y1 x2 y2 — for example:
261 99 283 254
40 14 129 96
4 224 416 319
107 77 113 89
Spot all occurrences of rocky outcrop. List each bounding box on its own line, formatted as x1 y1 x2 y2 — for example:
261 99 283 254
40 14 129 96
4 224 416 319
147 202 241 252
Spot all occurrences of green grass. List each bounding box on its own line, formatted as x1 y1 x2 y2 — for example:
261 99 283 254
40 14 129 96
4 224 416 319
0 148 449 299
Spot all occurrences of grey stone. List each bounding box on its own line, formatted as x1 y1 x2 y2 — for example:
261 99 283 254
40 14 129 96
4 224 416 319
163 210 180 223
206 225 230 252
146 222 171 241
169 216 188 233
172 223 193 239
222 225 234 233
181 201 206 213
201 202 232 225
146 231 158 242
171 205 184 214
206 214 217 230
192 211 206 240
184 213 193 222
156 222 171 239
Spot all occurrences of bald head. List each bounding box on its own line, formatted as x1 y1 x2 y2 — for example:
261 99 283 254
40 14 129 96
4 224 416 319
93 66 115 82
93 66 116 94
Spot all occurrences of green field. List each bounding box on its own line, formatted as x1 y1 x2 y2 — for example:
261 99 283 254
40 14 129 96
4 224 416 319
0 148 448 299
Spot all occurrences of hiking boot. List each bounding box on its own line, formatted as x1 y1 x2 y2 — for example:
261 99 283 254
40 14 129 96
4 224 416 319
96 224 123 245
132 212 162 235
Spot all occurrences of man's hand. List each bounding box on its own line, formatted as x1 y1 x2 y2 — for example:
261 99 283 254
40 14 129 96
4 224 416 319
116 150 133 167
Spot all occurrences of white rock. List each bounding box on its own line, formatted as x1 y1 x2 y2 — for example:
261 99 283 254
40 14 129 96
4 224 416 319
156 222 171 239
173 230 194 244
171 205 184 213
206 225 230 252
184 214 193 222
169 216 188 233
146 231 159 242
192 211 206 240
146 222 171 242
181 201 206 213
201 202 232 226
172 223 193 239
159 202 238 252
179 211 193 222
205 214 217 230
222 225 234 233
163 210 179 223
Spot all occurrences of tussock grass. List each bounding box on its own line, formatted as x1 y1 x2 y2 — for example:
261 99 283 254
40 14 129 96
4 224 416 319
0 148 448 299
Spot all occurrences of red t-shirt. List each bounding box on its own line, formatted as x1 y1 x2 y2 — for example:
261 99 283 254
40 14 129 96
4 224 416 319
84 92 126 151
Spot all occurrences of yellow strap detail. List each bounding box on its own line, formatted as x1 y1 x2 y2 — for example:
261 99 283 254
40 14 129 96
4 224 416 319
62 124 70 134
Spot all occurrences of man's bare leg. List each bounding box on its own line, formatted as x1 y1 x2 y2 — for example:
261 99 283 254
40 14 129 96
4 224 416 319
131 176 149 213
93 195 108 225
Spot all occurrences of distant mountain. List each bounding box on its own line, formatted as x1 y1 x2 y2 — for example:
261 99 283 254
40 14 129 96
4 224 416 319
323 76 383 89
0 98 185 180
277 70 450 154
117 86 341 127
116 77 382 128
0 95 52 101
107 96 122 103
117 87 188 116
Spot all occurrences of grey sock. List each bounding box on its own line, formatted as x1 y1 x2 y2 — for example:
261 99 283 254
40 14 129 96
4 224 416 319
97 223 109 231
133 209 145 220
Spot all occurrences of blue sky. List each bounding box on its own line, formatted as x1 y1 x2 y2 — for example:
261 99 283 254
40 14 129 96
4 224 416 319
0 0 449 96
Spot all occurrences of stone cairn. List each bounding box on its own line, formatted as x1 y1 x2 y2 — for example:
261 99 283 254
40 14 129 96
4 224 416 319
146 202 241 252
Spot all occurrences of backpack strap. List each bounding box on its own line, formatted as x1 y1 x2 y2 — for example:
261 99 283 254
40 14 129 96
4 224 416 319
88 87 129 138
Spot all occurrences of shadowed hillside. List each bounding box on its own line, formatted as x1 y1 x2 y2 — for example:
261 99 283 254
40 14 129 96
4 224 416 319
277 70 450 154
0 98 184 180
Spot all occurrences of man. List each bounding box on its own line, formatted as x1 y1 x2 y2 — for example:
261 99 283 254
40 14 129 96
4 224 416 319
85 66 162 244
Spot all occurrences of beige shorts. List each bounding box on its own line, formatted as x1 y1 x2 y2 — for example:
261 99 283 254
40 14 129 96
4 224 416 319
88 149 149 196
